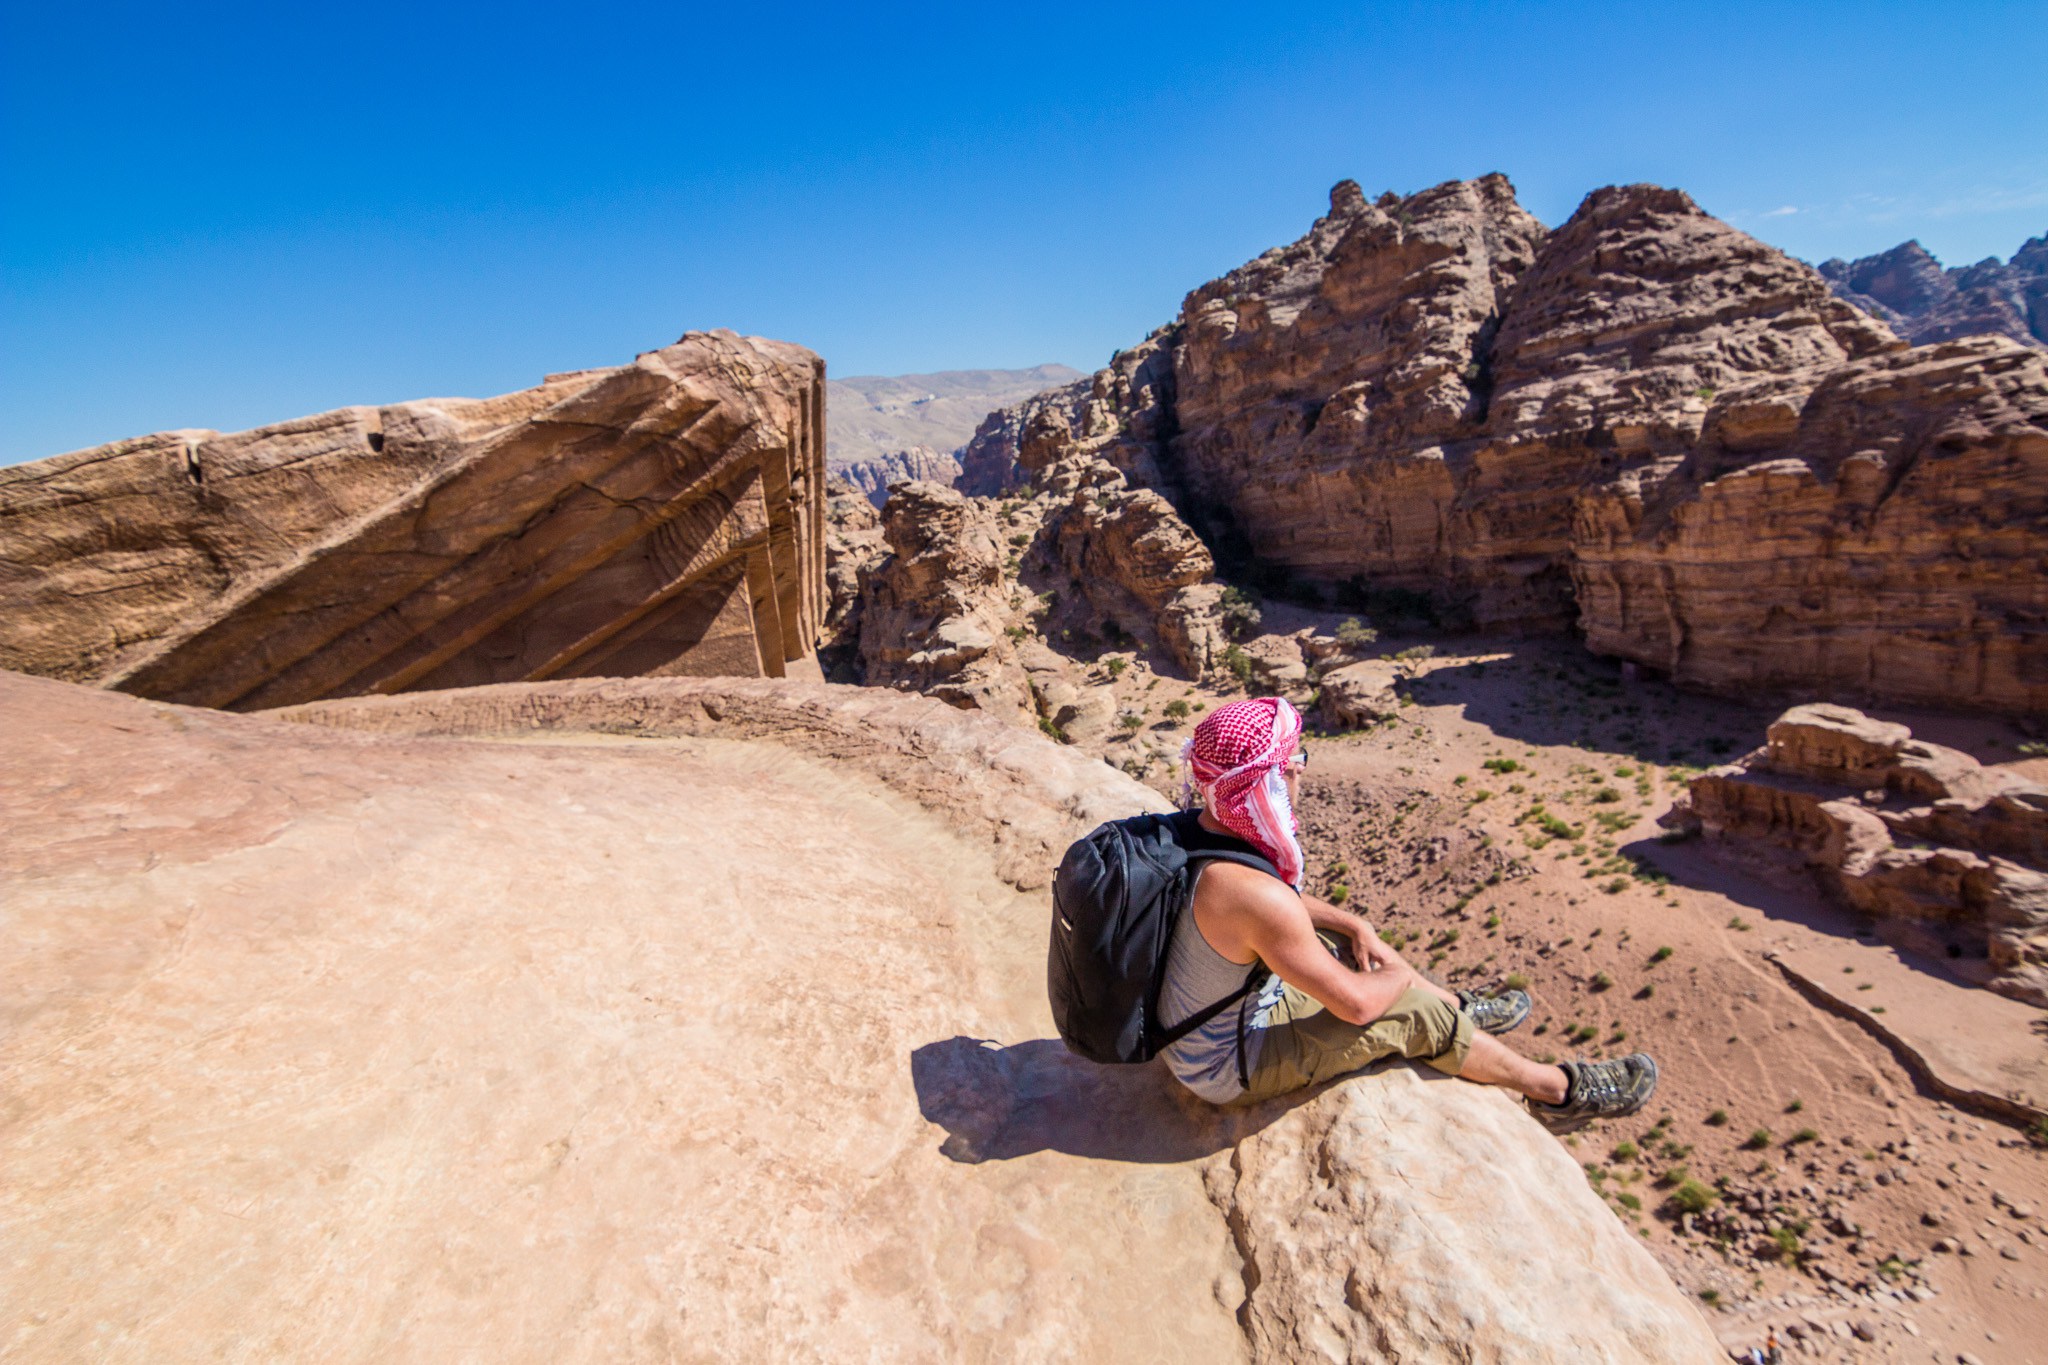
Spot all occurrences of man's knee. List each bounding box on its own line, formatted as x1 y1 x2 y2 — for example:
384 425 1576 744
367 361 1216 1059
1374 987 1472 1075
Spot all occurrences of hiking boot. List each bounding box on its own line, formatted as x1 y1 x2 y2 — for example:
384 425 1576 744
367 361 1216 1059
1457 988 1531 1035
1530 1053 1660 1134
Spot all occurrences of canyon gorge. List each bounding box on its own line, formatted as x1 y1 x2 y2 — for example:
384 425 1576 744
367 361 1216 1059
5 170 2047 1365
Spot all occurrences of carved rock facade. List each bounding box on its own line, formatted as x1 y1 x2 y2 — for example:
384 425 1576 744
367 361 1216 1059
0 331 827 707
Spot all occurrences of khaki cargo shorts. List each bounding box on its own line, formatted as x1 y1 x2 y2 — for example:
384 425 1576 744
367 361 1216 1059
1233 978 1474 1106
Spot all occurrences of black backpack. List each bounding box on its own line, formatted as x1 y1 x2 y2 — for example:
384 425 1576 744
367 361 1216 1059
1048 809 1280 1064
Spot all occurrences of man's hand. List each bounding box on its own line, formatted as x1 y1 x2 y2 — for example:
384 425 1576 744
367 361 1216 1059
1353 928 1405 973
1301 894 1383 965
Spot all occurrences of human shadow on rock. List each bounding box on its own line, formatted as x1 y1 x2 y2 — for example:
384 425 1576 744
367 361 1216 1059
910 1036 1317 1164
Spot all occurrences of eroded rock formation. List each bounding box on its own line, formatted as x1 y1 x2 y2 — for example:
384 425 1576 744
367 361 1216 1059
854 481 1032 718
1821 236 2048 350
959 177 2048 714
3 667 1727 1361
1667 703 2048 1005
0 331 826 708
1575 337 2048 711
833 444 962 509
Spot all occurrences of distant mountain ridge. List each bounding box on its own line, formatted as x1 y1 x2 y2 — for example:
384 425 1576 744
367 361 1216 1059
1819 236 2047 350
826 365 1082 506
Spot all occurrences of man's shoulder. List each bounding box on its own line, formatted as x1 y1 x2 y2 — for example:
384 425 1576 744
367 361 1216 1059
1194 858 1299 916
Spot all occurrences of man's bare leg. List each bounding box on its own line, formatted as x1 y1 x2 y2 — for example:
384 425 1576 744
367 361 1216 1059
1456 1031 1568 1104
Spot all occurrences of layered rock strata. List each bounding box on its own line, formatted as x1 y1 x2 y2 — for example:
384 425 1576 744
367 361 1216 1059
960 176 2048 713
0 331 826 708
1667 703 2048 1006
1574 337 2048 711
1821 237 2048 350
4 667 1728 1362
833 444 962 509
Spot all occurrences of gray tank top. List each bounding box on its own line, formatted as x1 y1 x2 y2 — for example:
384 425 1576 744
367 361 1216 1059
1158 866 1286 1102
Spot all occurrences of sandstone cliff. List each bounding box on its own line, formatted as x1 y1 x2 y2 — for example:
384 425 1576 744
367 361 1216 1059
958 177 2048 714
0 331 827 708
2 668 1728 1362
1668 703 2048 1006
1821 236 2048 350
832 443 962 509
1574 336 2048 710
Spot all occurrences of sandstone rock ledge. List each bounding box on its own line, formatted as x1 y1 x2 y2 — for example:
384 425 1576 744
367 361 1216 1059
1669 703 2048 1005
0 330 827 708
3 670 1722 1362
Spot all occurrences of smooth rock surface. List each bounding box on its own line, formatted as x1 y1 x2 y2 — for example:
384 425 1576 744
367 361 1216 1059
1211 1068 1727 1364
4 670 1730 1362
0 671 1233 1362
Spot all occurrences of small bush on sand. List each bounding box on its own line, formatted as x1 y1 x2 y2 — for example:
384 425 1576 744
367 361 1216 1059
1163 699 1191 720
1334 617 1378 649
1219 587 1263 640
1669 1180 1718 1216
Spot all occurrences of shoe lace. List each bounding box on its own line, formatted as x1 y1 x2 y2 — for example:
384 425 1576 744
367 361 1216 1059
1578 1061 1627 1109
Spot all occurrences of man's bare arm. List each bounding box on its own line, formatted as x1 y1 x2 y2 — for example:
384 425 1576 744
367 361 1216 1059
1299 892 1405 971
1230 877 1424 1026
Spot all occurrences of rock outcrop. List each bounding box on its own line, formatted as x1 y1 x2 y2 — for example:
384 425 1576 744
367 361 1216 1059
1667 703 2048 1005
1034 457 1227 678
960 176 2048 714
1574 337 2048 711
3 667 1728 1362
1821 236 2048 350
854 481 1031 718
0 331 827 707
833 443 963 509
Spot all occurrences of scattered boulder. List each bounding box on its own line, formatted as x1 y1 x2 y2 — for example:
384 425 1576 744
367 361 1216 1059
1319 658 1402 730
1236 632 1315 706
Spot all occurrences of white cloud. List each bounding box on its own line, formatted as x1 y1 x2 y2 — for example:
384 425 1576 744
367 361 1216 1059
1761 205 1799 218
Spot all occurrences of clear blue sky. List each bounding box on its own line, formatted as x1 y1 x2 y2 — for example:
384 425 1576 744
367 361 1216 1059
4 0 2044 462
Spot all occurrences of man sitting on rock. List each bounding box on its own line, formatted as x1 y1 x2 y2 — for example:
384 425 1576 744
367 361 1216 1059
1158 696 1658 1131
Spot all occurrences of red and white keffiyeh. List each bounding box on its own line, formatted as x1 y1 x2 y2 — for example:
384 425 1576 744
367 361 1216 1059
1180 696 1305 889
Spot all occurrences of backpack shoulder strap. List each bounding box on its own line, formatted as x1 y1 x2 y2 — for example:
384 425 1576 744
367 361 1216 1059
1146 840 1281 1052
1185 847 1282 880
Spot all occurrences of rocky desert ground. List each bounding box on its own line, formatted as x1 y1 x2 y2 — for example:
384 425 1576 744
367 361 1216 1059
5 170 2045 1364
